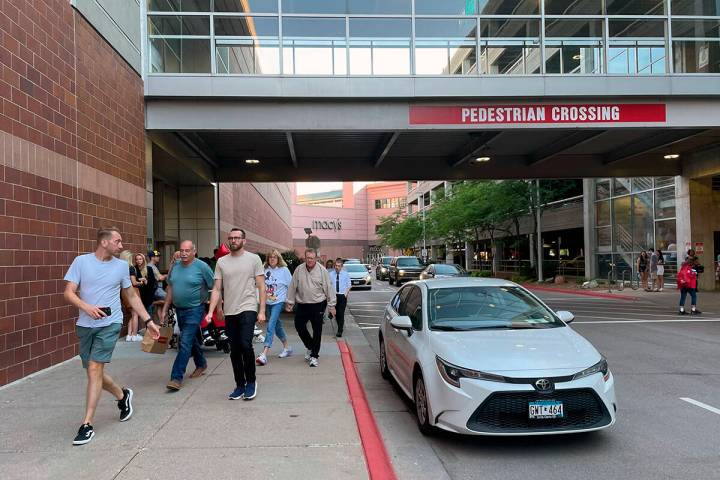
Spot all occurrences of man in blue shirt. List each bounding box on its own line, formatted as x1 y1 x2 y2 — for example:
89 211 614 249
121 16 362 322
64 227 160 445
160 240 215 391
328 258 351 337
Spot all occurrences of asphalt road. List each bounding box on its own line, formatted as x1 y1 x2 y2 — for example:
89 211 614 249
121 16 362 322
347 280 720 480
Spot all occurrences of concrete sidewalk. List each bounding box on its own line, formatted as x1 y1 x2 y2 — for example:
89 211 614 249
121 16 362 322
0 315 368 480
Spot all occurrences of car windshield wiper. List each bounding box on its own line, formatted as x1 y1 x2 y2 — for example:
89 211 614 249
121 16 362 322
431 325 466 331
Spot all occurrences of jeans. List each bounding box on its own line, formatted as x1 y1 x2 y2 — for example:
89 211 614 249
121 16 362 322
335 294 347 334
679 287 697 307
226 311 257 387
294 302 326 359
264 302 287 349
170 305 207 381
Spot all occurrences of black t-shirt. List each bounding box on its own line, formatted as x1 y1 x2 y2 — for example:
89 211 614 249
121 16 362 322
130 265 156 305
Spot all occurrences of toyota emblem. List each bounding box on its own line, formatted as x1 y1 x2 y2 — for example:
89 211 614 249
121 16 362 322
535 378 552 391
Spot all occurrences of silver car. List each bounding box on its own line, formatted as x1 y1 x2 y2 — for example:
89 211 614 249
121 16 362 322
344 263 372 290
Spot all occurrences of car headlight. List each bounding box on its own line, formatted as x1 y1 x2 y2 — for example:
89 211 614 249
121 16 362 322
435 356 506 388
365 275 371 282
399 269 405 275
572 358 609 381
381 267 387 272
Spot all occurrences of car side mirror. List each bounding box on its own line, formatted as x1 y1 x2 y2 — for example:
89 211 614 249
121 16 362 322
390 315 413 334
556 311 575 324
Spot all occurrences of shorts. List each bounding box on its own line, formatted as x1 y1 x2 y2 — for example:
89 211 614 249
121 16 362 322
76 323 122 369
650 271 658 280
657 265 664 276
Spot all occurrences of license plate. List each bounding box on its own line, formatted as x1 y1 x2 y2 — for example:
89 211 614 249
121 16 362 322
529 400 564 419
352 280 360 285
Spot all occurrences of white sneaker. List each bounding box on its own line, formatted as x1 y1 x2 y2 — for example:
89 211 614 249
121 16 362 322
309 357 318 368
134 335 143 342
304 349 312 361
278 346 293 358
126 335 133 342
255 353 267 366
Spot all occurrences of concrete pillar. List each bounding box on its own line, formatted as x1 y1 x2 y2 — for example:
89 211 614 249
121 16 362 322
465 241 474 271
583 179 597 280
675 176 692 273
145 137 153 249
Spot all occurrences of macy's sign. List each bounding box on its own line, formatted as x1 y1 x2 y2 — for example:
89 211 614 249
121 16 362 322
312 219 342 231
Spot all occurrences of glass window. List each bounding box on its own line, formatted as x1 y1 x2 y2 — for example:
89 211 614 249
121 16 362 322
654 187 676 219
545 20 603 74
477 0 539 15
610 20 665 38
613 178 631 196
214 0 278 12
608 41 666 74
632 177 654 192
482 42 541 74
216 40 280 73
416 19 477 75
415 0 478 14
673 41 720 73
655 176 675 188
282 18 346 75
606 0 665 15
596 226 612 253
632 192 654 251
148 15 210 35
613 196 632 252
150 38 211 72
545 0 602 15
596 200 611 226
214 16 279 36
672 19 720 39
596 179 611 200
481 19 540 38
671 0 720 16
402 286 423 330
375 199 382 209
348 0 411 14
655 219 676 252
281 0 345 14
349 18 411 75
147 0 211 11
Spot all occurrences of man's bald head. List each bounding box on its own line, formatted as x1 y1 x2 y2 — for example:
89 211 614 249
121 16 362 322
179 240 196 265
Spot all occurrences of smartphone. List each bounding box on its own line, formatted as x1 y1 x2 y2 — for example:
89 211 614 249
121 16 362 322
99 307 111 316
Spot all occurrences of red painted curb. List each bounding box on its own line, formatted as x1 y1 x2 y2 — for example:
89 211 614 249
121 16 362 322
524 284 637 301
337 340 397 480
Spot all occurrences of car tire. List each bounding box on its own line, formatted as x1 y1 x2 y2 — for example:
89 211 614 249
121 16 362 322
379 337 391 381
414 372 435 435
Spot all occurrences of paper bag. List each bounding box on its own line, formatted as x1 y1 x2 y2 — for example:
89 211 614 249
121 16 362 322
141 325 173 354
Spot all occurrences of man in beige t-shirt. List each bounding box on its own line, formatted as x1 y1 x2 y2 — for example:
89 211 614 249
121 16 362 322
207 228 266 401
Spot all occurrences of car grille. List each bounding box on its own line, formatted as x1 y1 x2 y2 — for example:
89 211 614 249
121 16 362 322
466 388 611 433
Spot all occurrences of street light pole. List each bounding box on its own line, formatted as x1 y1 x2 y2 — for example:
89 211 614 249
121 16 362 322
536 179 543 282
422 204 427 261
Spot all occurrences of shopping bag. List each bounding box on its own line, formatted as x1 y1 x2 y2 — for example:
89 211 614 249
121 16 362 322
141 325 173 354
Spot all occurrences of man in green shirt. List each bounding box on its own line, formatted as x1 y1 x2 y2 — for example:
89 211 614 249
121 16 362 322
160 240 215 390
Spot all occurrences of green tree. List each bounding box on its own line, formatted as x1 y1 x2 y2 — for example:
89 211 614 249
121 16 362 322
376 209 423 251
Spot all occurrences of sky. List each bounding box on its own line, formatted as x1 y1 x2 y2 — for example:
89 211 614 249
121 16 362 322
296 182 369 195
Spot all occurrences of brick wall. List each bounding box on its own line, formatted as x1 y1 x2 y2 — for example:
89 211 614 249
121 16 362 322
0 1 146 386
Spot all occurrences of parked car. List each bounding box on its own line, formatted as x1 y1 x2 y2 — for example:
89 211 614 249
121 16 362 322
419 263 467 280
376 256 393 280
389 256 425 285
345 263 372 289
378 278 616 436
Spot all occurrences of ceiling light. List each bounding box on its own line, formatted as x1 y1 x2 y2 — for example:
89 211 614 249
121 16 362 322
572 54 582 60
245 158 260 164
663 153 679 160
473 156 491 163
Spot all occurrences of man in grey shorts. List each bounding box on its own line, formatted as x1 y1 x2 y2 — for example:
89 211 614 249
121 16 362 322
64 227 160 445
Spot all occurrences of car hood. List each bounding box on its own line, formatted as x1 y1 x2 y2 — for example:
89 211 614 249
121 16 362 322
430 327 600 373
397 266 424 271
347 271 369 279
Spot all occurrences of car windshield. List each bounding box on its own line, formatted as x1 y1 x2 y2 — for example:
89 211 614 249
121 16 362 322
345 264 368 273
428 286 563 330
345 259 361 264
434 264 459 274
381 257 392 265
398 257 422 267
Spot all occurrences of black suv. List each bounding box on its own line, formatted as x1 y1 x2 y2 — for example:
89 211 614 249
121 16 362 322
389 256 425 285
375 256 393 280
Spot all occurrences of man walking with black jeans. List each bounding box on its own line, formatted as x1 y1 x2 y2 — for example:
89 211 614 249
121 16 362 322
207 228 266 400
328 258 350 337
285 249 336 367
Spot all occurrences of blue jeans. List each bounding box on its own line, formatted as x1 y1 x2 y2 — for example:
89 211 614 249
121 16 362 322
264 302 287 349
170 305 207 381
679 288 697 308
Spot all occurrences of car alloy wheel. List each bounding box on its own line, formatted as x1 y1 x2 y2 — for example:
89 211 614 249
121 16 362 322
379 338 391 380
414 374 435 435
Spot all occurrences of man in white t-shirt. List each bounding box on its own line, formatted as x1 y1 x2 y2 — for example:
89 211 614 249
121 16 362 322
207 228 266 401
64 227 160 446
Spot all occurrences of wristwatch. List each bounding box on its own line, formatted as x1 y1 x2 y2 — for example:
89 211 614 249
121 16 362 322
143 317 153 327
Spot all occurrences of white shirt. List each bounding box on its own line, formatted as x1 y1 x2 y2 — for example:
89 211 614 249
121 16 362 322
329 269 351 296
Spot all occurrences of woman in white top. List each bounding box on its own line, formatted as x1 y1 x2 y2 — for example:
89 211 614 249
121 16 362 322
256 249 293 366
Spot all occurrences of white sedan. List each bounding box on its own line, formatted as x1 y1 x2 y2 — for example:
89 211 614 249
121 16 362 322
378 278 616 436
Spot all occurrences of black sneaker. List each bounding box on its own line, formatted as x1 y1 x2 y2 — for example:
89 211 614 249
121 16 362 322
679 310 688 315
73 423 94 445
691 309 702 315
118 387 133 422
